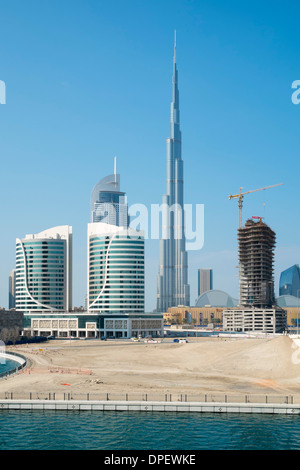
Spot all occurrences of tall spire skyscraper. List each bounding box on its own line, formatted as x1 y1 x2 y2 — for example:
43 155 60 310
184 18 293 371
157 32 190 312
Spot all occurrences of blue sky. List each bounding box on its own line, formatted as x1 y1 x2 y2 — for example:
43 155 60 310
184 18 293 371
0 0 300 310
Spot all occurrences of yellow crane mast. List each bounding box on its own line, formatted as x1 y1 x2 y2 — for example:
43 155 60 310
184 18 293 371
229 183 283 228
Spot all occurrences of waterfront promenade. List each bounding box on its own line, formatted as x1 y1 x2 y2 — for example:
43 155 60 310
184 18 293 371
1 398 300 415
1 334 300 414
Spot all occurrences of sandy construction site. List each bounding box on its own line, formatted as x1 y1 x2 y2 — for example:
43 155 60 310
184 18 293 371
1 335 300 399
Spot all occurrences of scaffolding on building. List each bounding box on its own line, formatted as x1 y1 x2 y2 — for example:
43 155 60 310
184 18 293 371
238 218 276 308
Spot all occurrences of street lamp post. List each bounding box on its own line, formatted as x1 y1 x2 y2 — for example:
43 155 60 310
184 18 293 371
297 289 300 336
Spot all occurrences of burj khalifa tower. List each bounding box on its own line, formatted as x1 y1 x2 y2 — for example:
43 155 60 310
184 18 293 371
156 33 190 312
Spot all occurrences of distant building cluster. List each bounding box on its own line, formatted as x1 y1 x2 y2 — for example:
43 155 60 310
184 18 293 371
5 36 297 338
8 165 163 340
164 217 300 334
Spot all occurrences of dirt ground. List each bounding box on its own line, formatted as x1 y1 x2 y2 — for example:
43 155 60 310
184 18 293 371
1 335 300 398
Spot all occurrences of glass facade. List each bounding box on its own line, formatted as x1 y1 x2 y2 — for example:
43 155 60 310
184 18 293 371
91 173 128 227
88 227 145 314
279 264 300 297
15 226 72 313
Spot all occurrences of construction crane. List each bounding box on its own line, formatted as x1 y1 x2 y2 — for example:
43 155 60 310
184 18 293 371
229 183 283 228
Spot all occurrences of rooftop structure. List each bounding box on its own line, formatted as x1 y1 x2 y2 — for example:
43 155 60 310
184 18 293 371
276 295 300 308
195 289 238 308
90 158 129 227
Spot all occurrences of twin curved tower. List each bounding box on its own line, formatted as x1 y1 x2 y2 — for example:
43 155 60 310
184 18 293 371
15 226 72 313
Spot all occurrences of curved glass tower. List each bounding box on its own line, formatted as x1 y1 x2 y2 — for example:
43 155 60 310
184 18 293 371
279 264 300 297
157 33 190 312
15 225 72 313
88 223 144 313
91 162 128 227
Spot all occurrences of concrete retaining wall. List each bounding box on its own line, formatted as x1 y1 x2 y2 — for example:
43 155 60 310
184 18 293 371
0 353 26 366
1 400 300 414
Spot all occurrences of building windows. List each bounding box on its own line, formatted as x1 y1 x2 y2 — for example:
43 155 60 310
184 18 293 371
88 227 145 313
15 226 72 313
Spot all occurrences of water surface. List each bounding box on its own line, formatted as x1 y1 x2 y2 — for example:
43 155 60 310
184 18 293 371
0 410 299 450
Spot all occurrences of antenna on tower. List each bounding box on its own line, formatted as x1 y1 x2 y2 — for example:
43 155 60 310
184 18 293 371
174 30 177 63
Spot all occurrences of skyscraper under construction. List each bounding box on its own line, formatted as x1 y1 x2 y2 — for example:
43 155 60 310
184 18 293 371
223 217 286 334
238 218 276 308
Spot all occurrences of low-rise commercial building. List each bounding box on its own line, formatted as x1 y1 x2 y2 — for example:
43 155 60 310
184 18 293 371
23 312 164 339
164 306 225 325
222 308 286 334
164 290 238 325
276 295 300 327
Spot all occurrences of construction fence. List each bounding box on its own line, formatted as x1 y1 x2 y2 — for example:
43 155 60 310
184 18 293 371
0 391 299 405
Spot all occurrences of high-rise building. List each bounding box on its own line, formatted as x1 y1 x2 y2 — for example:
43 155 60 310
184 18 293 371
223 218 286 334
157 33 190 312
238 218 276 308
198 269 213 297
15 225 72 313
279 264 300 297
87 223 144 314
90 159 129 227
8 269 16 309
